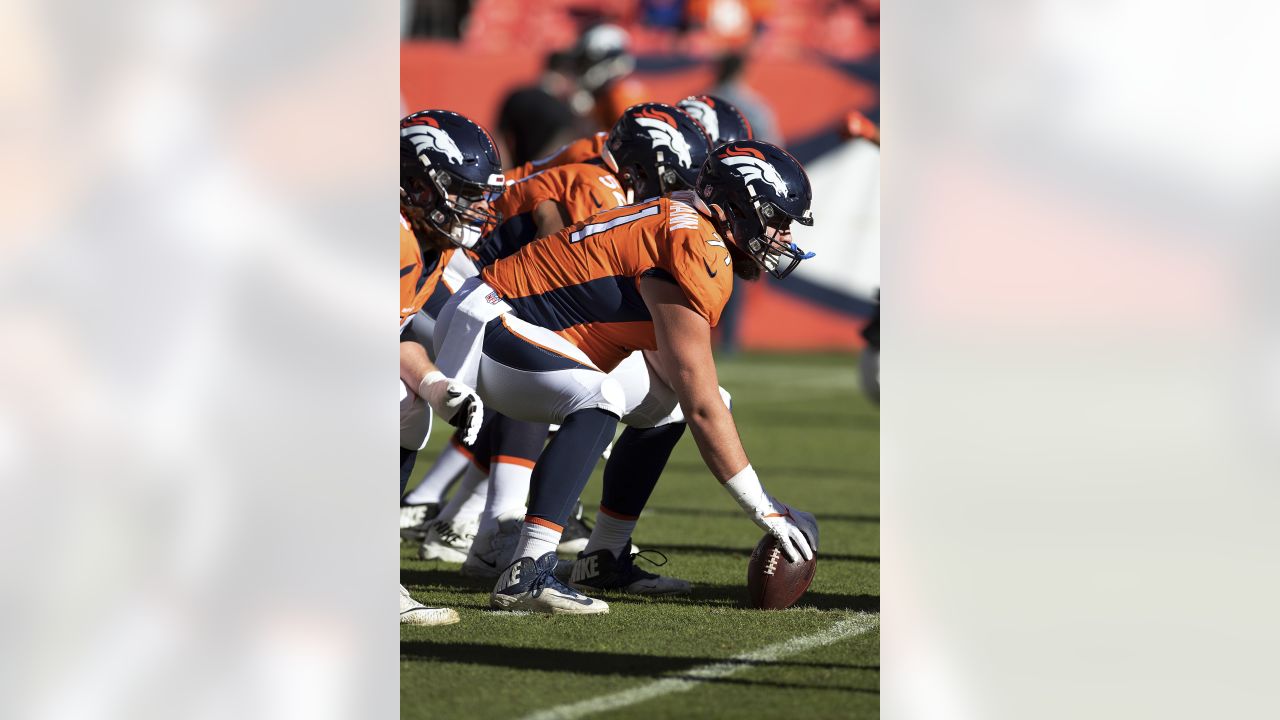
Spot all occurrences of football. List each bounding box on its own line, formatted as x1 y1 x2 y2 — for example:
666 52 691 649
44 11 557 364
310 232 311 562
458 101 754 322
746 533 817 610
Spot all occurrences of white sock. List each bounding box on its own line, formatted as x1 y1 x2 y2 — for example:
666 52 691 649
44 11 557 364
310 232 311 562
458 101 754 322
583 508 637 558
403 442 469 505
512 520 561 561
434 465 487 524
479 460 532 534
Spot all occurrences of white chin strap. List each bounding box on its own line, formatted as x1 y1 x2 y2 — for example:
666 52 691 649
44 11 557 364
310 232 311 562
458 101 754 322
451 223 482 249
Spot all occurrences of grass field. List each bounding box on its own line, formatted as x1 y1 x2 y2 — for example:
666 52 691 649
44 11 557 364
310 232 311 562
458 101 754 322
401 352 879 719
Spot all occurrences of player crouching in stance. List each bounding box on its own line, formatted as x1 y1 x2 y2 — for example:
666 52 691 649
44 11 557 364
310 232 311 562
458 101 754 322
431 140 820 614
399 109 503 625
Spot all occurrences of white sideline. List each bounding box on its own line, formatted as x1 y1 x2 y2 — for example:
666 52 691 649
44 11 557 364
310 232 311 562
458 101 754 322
520 613 879 720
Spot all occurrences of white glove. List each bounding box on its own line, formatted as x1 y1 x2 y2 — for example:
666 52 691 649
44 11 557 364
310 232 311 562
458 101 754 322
758 506 819 563
723 466 819 563
418 371 484 446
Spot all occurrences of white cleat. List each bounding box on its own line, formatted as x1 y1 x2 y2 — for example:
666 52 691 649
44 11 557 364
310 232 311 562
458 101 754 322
490 553 609 615
462 511 523 578
418 518 477 563
400 585 459 626
400 502 440 541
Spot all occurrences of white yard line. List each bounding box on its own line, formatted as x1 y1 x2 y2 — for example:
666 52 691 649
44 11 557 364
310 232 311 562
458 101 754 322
520 613 879 720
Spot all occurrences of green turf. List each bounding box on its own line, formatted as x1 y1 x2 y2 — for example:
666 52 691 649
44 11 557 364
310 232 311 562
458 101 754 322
401 352 879 719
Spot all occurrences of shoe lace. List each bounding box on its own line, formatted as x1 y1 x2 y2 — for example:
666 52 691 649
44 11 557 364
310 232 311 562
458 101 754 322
435 522 460 544
630 549 669 567
529 562 574 599
618 549 668 582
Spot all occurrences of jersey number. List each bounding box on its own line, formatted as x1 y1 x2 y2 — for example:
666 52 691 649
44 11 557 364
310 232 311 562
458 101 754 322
567 205 661 244
597 174 628 206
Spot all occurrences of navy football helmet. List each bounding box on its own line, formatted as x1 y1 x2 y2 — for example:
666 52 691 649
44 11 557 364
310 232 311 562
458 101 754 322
401 110 505 249
601 103 711 202
695 140 814 280
677 95 753 148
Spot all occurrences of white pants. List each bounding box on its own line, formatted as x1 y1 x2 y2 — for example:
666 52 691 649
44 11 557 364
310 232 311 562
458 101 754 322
435 279 722 429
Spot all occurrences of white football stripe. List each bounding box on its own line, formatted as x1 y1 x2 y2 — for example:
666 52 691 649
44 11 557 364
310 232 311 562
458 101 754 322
568 205 661 243
519 612 878 720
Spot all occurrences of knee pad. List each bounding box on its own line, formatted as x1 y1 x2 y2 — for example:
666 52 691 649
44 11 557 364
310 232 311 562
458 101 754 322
596 376 627 418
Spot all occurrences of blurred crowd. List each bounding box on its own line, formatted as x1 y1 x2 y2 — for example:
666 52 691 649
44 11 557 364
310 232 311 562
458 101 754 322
402 0 878 60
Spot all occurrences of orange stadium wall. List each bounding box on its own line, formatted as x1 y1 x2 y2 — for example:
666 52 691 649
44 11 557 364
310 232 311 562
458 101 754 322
401 41 878 352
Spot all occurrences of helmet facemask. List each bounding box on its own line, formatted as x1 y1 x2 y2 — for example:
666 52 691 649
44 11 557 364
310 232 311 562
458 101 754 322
404 166 504 250
729 192 814 280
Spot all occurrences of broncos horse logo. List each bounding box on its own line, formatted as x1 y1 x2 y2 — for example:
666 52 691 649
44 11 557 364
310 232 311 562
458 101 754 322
403 122 465 165
633 107 694 169
719 146 788 195
679 99 719 145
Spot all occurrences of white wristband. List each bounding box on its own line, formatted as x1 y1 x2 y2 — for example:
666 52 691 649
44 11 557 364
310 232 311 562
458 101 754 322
418 371 447 402
723 465 774 517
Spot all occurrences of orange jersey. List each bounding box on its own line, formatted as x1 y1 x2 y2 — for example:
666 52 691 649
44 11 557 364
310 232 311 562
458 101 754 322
400 214 457 324
506 132 607 182
495 162 628 225
481 191 733 372
400 217 426 324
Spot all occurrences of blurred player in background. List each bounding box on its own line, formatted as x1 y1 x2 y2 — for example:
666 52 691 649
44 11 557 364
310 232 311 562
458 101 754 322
430 140 821 615
708 52 779 144
842 109 881 147
495 51 582 169
566 24 648 134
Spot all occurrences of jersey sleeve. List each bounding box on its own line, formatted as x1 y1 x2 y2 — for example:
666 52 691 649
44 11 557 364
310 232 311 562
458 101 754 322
505 134 603 181
496 168 569 218
561 166 625 221
400 221 424 324
661 218 734 327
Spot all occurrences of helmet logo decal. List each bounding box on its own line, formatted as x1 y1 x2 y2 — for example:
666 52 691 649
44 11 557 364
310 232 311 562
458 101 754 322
680 99 719 145
403 125 464 165
721 155 788 193
633 107 693 168
721 149 788 195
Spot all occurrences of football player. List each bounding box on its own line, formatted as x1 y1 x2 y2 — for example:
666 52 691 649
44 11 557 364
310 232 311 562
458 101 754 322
431 140 821 614
398 109 503 625
456 103 715 580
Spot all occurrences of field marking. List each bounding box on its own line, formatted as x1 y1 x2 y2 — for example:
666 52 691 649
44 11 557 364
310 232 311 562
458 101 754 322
519 612 879 720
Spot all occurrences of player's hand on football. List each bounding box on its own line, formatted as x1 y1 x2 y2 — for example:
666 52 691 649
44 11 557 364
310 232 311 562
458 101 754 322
419 371 484 445
757 503 819 563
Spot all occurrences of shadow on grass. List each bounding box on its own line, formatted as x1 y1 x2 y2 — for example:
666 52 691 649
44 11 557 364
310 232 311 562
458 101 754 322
643 505 879 525
646 542 878 564
591 583 879 614
400 567 495 609
401 641 878 694
401 567 879 613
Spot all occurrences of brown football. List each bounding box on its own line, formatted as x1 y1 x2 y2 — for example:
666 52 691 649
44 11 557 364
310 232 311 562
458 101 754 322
747 533 817 609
